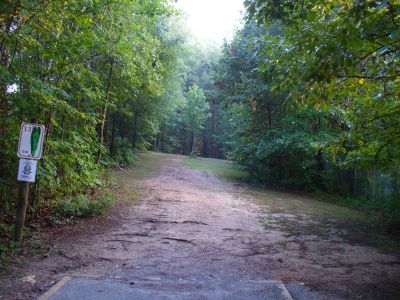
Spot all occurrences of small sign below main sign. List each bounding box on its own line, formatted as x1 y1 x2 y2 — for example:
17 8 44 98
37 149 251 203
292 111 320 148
17 159 38 182
17 123 46 160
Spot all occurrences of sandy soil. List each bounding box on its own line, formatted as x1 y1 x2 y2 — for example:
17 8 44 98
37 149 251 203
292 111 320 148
1 155 399 299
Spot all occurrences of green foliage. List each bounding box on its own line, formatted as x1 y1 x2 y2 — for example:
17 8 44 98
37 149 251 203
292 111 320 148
244 0 400 172
0 223 15 258
49 192 113 224
155 41 223 158
183 84 210 134
111 137 139 166
0 0 185 239
214 14 400 227
181 84 210 156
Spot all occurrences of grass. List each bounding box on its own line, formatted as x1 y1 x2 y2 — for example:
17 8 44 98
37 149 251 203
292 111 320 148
114 151 172 182
183 156 249 182
182 154 400 253
250 188 400 253
183 155 366 220
111 151 174 204
183 155 364 220
248 188 367 221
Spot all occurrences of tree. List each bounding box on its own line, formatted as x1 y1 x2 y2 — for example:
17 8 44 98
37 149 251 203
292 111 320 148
244 0 400 172
183 84 210 156
238 0 400 224
0 0 184 243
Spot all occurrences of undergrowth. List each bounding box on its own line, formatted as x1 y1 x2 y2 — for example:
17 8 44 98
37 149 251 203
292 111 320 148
317 192 400 233
48 191 113 224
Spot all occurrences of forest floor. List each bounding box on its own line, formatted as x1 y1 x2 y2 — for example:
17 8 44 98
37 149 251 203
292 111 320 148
1 152 400 299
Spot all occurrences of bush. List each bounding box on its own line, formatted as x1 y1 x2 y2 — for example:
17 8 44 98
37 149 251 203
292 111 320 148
49 192 113 224
111 137 139 166
0 223 15 259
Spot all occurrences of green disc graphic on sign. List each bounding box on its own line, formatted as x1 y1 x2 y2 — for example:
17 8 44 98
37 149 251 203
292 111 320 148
31 127 41 157
17 123 46 160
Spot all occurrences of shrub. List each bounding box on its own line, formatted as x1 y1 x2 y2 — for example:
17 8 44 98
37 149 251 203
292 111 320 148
49 192 113 224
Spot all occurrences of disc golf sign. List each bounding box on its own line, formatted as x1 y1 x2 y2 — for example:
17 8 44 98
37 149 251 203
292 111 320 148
14 123 46 242
17 123 45 160
17 123 45 183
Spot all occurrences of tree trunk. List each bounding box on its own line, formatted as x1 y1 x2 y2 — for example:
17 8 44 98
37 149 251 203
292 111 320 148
353 167 358 196
210 99 216 158
190 132 196 155
97 59 114 163
153 133 161 151
267 101 272 129
153 136 157 151
60 112 65 140
315 149 325 191
201 138 208 157
109 112 117 156
132 113 138 149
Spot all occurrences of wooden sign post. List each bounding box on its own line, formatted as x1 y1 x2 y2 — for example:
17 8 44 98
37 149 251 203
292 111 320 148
13 123 45 243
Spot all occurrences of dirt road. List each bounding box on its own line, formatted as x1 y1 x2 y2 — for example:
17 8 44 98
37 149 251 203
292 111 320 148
1 153 400 299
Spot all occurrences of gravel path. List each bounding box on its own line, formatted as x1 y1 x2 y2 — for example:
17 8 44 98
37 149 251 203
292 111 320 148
1 154 399 299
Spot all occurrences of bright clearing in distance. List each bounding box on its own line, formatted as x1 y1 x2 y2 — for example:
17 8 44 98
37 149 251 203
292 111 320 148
175 0 244 44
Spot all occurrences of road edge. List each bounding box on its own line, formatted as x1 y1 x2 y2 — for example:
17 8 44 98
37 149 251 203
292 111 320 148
37 276 72 300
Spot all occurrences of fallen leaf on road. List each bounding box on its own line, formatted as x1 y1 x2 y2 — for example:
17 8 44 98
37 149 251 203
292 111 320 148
21 275 36 284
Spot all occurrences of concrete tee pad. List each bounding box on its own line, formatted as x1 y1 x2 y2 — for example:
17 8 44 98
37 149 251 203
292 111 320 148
40 276 293 300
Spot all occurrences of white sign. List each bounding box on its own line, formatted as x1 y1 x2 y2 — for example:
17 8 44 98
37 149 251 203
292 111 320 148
17 159 38 182
17 123 46 160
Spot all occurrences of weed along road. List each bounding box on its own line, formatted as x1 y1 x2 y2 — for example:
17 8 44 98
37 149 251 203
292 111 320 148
2 153 400 299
